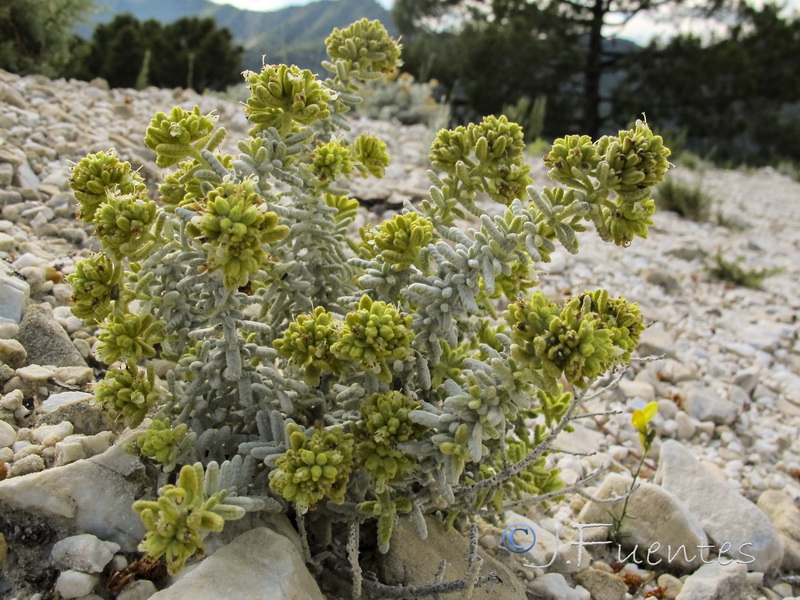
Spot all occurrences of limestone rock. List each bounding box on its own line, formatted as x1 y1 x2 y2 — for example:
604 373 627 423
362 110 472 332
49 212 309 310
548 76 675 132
0 440 148 550
0 420 15 448
36 396 112 435
674 561 746 600
505 511 586 574
378 516 527 599
117 579 158 600
683 384 741 425
0 274 29 324
575 568 628 600
578 472 709 571
757 489 800 572
54 570 100 599
0 339 26 369
51 534 120 573
529 573 587 600
149 527 325 600
40 391 94 413
655 440 783 572
17 304 87 367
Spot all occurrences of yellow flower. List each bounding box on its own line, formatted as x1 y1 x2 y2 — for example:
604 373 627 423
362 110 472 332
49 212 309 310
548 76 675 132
632 400 658 451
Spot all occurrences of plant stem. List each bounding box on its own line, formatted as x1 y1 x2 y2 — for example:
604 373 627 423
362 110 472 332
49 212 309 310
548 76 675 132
610 450 647 544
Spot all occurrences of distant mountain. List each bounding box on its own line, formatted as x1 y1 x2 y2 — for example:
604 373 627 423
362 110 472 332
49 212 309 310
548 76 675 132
79 0 396 73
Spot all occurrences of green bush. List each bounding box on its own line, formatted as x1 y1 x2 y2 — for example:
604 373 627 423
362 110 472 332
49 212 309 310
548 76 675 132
0 0 93 77
68 14 243 91
68 19 670 595
655 176 713 221
708 254 784 289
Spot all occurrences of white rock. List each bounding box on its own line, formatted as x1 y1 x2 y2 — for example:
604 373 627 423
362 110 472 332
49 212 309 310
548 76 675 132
10 453 45 476
13 443 43 459
757 490 800 572
0 320 19 339
11 440 30 453
11 252 46 270
528 573 585 600
117 579 158 600
674 562 746 600
52 366 94 387
148 527 326 600
0 390 23 411
0 274 29 323
0 440 147 550
658 573 683 599
683 385 740 425
15 156 40 189
79 431 114 456
655 440 783 572
53 440 86 466
0 163 13 187
574 569 628 600
0 339 26 368
31 421 73 445
51 534 120 573
619 379 656 403
54 570 100 599
771 582 794 597
40 391 94 413
657 398 679 420
505 511 585 574
578 473 709 571
675 411 696 439
15 364 54 383
0 420 15 448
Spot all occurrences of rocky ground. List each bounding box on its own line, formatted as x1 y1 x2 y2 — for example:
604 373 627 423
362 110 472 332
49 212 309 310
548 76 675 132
0 68 799 600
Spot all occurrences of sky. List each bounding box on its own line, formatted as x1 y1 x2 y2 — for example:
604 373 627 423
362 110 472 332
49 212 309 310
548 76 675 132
208 0 799 44
208 0 393 10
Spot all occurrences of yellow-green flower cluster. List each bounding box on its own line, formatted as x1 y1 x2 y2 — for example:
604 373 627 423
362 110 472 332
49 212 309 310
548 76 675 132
544 121 671 247
354 391 426 489
597 120 671 193
136 419 190 471
144 105 218 168
362 212 433 270
310 138 353 184
543 134 601 181
133 463 245 575
324 193 359 224
68 150 146 223
504 289 644 389
94 192 157 261
269 424 355 513
325 18 402 74
430 115 532 205
95 365 159 427
186 180 289 290
331 295 414 382
97 311 163 366
273 307 345 386
574 289 645 362
244 64 332 135
353 133 390 178
159 155 233 211
67 253 121 326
